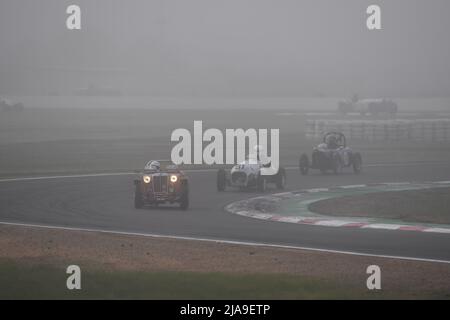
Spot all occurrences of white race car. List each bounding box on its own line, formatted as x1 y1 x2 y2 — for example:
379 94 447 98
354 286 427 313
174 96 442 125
216 156 286 192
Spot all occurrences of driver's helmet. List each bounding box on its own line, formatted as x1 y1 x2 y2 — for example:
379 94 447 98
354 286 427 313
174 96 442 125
326 135 338 149
146 160 161 171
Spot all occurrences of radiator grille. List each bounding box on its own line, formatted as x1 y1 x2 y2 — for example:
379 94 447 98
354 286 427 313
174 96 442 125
152 175 168 193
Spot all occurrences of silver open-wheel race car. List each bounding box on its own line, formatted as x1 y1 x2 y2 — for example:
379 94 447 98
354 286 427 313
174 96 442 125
134 160 189 210
217 155 286 192
299 132 362 175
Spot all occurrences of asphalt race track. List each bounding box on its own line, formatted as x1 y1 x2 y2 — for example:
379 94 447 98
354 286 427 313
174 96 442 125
1 162 450 262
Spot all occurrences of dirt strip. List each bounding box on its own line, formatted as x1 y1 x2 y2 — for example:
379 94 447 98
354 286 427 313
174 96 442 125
0 224 449 298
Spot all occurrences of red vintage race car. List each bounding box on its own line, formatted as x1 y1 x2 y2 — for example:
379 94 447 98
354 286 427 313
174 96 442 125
133 160 189 210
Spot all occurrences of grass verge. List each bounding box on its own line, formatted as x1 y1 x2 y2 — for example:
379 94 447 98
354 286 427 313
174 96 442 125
0 258 389 300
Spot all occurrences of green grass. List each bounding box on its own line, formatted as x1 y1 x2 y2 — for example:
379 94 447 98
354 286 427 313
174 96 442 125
0 259 380 300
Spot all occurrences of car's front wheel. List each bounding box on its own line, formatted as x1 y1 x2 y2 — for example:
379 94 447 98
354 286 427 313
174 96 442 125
134 185 143 209
179 194 189 210
217 169 227 191
299 154 309 175
352 153 362 174
179 181 189 210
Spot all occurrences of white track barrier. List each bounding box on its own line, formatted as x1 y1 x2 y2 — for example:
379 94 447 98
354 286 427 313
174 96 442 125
306 119 450 142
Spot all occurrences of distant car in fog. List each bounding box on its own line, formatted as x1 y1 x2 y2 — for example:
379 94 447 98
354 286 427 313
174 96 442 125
73 84 122 96
133 160 189 210
0 97 24 112
217 148 286 192
338 97 398 116
299 132 362 175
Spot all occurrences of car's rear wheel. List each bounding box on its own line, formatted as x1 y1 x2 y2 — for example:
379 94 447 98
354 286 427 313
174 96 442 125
257 173 266 192
275 167 286 189
332 155 343 175
217 169 227 191
352 153 362 174
134 185 143 209
299 154 309 175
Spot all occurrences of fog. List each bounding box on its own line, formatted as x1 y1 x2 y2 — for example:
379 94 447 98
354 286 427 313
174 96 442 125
1 0 449 97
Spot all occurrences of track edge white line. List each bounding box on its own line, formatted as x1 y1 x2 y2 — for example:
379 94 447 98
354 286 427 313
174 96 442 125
0 220 449 265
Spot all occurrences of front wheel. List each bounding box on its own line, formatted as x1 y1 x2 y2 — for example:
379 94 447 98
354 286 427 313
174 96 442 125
352 153 362 174
179 194 189 210
217 169 227 191
299 154 309 175
179 181 189 210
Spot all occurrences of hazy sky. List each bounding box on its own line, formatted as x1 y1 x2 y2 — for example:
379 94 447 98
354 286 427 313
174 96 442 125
1 0 449 97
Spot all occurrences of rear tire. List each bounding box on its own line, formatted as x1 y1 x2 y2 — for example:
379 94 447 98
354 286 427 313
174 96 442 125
352 153 362 174
217 169 227 191
299 154 309 175
257 173 266 192
332 154 343 175
275 167 286 189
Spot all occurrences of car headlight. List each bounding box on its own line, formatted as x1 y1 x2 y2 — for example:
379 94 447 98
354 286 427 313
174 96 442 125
170 175 178 183
143 175 151 184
